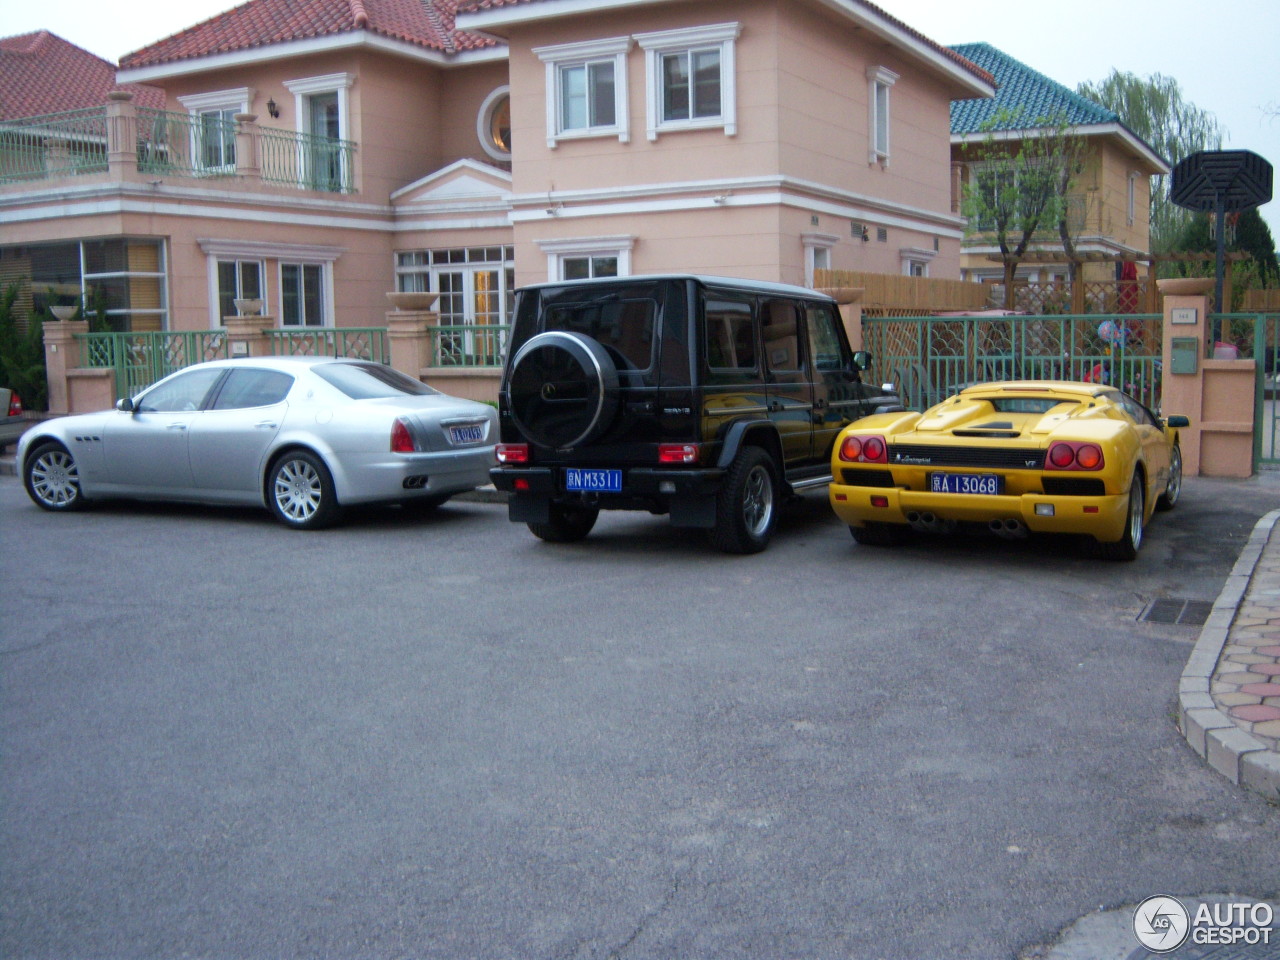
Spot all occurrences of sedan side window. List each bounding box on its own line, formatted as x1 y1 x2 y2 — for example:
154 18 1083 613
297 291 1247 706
136 368 225 412
211 369 294 410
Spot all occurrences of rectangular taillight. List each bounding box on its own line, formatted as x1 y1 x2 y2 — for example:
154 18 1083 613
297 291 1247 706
7 392 21 417
496 443 530 464
658 443 699 464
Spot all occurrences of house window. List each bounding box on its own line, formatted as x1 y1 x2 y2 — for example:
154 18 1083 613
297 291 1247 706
28 239 168 332
284 73 354 192
534 36 631 147
536 236 635 281
1128 172 1138 225
867 66 898 166
636 23 740 140
802 232 839 288
394 246 515 366
478 86 512 162
178 88 251 173
281 263 326 327
216 260 264 319
900 247 936 277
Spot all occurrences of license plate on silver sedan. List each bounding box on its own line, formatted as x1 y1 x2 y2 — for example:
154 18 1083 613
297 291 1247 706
565 468 622 493
447 424 486 445
930 472 1002 495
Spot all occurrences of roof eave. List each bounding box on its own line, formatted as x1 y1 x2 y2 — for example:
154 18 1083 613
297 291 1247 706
118 30 506 83
951 123 1169 175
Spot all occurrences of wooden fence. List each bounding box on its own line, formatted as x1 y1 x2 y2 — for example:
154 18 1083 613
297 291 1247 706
814 269 990 316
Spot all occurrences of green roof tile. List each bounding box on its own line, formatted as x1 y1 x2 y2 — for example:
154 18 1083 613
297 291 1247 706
949 42 1118 134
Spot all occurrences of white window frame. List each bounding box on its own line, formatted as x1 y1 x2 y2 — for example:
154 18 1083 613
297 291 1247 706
1127 171 1139 226
534 36 632 148
477 85 512 162
900 246 936 277
283 73 354 141
802 232 839 289
866 66 898 166
536 235 635 281
178 88 252 174
215 258 265 319
198 239 341 328
279 261 331 328
635 22 740 142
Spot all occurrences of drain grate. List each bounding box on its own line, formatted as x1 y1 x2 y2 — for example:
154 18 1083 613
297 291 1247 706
1139 598 1214 626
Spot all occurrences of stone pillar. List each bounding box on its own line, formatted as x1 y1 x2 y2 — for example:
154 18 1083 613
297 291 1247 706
42 320 89 415
234 113 261 182
1159 277 1255 478
223 315 273 358
106 91 138 176
386 311 437 378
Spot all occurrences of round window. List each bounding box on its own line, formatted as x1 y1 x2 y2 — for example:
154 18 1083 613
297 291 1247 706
478 87 511 161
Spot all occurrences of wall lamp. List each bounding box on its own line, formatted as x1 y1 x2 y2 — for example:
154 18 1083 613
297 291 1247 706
266 98 280 119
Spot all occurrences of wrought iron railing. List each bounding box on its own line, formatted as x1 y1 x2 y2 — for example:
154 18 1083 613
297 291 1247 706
862 313 1165 413
136 108 239 180
259 127 356 193
0 109 109 182
428 323 509 367
78 330 231 400
265 327 388 362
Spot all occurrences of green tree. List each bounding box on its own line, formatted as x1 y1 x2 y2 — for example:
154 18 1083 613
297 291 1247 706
1076 71 1225 252
960 109 1087 309
1172 209 1280 306
0 283 49 411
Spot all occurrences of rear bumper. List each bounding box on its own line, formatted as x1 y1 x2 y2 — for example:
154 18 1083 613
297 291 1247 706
828 481 1130 541
337 447 496 504
491 464 727 526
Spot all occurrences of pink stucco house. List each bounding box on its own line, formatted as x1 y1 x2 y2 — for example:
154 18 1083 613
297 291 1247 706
0 0 993 363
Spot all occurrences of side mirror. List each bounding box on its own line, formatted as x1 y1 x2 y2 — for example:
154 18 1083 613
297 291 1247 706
115 398 135 413
851 350 872 371
1166 415 1190 429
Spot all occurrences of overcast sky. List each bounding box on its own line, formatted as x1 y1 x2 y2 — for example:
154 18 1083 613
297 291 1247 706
4 0 1277 231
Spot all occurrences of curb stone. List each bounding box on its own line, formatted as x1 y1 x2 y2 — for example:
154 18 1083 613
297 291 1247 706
1178 508 1280 802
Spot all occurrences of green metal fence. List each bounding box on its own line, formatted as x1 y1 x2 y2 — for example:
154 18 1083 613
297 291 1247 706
1208 313 1280 467
79 331 231 401
136 108 239 180
862 313 1164 413
428 324 510 367
0 108 109 182
265 328 388 362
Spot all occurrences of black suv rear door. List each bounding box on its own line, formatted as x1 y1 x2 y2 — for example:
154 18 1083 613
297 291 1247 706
761 298 815 465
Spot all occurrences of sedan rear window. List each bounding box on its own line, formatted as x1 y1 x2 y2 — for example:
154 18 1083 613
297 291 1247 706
313 362 439 400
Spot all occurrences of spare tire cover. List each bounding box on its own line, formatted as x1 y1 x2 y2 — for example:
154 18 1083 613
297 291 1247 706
508 331 621 449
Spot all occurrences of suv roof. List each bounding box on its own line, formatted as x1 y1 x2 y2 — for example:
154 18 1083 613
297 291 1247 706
519 273 835 301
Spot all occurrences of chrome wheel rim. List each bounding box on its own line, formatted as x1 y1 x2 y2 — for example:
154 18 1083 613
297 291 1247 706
30 449 79 507
742 464 774 538
1166 448 1182 505
1129 482 1144 550
273 459 322 524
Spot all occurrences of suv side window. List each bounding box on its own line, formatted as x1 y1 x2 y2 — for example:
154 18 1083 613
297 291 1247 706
762 299 804 376
704 298 759 382
806 304 845 373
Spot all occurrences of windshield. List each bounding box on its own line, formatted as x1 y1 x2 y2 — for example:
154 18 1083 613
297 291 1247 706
313 362 439 400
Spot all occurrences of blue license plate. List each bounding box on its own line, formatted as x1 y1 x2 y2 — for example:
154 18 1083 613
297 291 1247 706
448 424 486 445
565 468 622 493
930 472 1002 495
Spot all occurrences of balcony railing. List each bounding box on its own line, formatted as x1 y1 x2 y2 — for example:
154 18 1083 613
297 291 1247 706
265 328 389 363
0 99 358 194
0 109 109 182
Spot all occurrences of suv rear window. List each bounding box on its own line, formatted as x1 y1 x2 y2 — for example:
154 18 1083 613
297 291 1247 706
543 299 656 370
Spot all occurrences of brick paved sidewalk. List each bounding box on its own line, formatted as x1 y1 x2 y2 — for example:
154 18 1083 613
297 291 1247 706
1180 509 1280 800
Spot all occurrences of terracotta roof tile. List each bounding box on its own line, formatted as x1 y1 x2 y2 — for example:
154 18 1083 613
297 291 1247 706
120 0 499 70
0 31 164 119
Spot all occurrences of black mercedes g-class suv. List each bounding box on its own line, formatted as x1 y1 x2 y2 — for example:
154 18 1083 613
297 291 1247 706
491 275 900 553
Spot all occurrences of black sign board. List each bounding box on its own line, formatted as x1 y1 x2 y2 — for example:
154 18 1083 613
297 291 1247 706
1171 150 1273 213
1170 150 1274 312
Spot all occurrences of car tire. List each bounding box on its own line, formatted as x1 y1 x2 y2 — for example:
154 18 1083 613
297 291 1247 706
24 441 88 512
850 522 904 546
709 446 778 554
1156 445 1181 511
267 450 341 530
527 502 599 543
508 331 621 449
1097 473 1144 561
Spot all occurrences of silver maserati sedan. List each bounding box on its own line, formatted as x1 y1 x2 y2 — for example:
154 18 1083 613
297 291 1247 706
17 357 498 530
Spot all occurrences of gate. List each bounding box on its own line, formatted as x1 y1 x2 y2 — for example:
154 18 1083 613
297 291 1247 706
861 312 1164 413
1245 313 1280 466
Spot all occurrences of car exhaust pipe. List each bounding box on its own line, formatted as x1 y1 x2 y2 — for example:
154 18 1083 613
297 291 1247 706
988 518 1028 540
403 475 430 490
907 511 956 534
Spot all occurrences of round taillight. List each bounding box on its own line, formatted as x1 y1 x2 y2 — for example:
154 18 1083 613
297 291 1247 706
1075 444 1103 470
840 436 863 461
1048 443 1076 468
863 436 886 461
